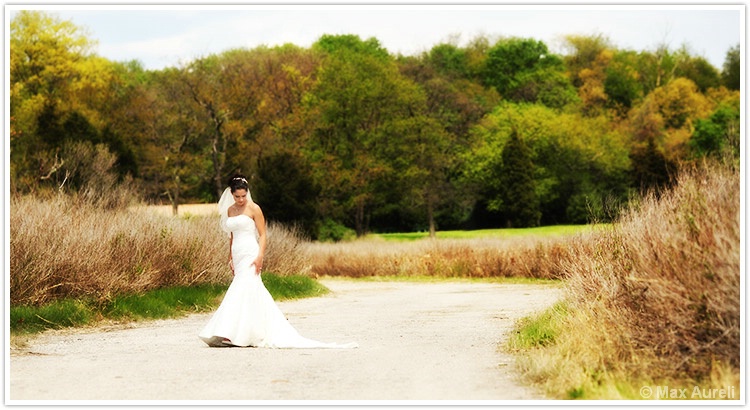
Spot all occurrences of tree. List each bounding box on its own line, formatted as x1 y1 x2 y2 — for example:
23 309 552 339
676 56 720 92
483 37 577 108
10 10 97 191
629 137 677 195
397 47 500 232
180 56 238 199
604 50 643 115
689 103 740 160
255 150 320 238
637 44 686 93
400 49 500 141
306 34 425 236
466 102 630 226
628 77 712 162
382 114 456 237
721 44 740 91
137 68 207 214
649 77 711 129
94 59 150 178
562 33 612 87
425 42 470 79
483 37 547 94
498 130 540 227
213 45 321 199
10 11 95 110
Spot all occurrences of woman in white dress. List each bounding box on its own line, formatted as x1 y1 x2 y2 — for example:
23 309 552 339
199 175 357 349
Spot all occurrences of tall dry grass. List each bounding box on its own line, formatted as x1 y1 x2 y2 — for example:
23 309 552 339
10 194 310 306
516 161 740 397
306 235 573 279
264 221 313 279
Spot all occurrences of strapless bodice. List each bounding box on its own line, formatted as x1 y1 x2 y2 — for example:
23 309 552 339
225 214 257 234
226 214 258 258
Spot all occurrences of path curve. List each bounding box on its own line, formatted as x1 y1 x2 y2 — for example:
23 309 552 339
9 279 562 402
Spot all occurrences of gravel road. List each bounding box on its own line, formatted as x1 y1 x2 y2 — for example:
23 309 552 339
9 279 562 403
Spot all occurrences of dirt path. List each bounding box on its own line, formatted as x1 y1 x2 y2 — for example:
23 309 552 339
9 279 562 402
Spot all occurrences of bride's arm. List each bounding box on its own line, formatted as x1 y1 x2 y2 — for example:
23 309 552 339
229 233 234 275
252 204 266 274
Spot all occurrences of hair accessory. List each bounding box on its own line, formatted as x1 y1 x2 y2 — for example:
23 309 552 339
232 177 248 184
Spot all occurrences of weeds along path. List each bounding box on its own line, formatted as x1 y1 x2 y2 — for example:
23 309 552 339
10 279 562 402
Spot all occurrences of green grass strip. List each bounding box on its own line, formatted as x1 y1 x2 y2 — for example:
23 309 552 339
10 299 96 334
262 272 330 300
10 273 329 335
101 282 228 321
507 301 569 350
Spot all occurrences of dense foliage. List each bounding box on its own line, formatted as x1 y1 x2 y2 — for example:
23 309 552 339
10 11 740 238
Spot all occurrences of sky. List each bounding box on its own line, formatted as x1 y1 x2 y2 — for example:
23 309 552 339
6 5 744 71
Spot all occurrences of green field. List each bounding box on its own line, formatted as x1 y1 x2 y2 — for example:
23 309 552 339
370 224 605 241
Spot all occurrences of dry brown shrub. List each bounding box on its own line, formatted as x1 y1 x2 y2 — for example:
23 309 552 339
562 161 740 382
10 195 311 306
264 221 312 278
306 235 574 279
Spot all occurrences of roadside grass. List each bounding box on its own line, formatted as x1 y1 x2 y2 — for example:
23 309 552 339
10 194 311 307
509 301 739 400
371 224 604 242
10 273 328 335
506 162 740 400
508 301 568 351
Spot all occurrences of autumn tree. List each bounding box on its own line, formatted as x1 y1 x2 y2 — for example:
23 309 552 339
562 33 612 88
632 77 712 160
10 10 96 191
91 59 148 178
211 45 321 200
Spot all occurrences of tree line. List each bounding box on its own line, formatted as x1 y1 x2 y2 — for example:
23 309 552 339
10 11 740 239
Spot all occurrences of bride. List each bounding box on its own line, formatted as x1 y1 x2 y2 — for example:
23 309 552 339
199 175 357 349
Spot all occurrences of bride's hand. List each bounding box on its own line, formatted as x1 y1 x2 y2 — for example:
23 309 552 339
252 259 263 275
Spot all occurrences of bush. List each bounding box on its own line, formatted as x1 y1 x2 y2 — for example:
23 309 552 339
512 161 740 398
10 194 312 306
307 234 572 279
316 218 356 242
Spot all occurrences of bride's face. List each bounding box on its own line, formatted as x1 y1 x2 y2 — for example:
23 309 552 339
232 189 249 207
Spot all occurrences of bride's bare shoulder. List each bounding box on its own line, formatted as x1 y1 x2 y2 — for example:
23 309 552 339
250 202 264 216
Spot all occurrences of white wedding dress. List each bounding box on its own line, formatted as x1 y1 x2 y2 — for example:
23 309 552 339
199 214 357 349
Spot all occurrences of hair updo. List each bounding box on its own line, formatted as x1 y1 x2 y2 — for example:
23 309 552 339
228 174 249 193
